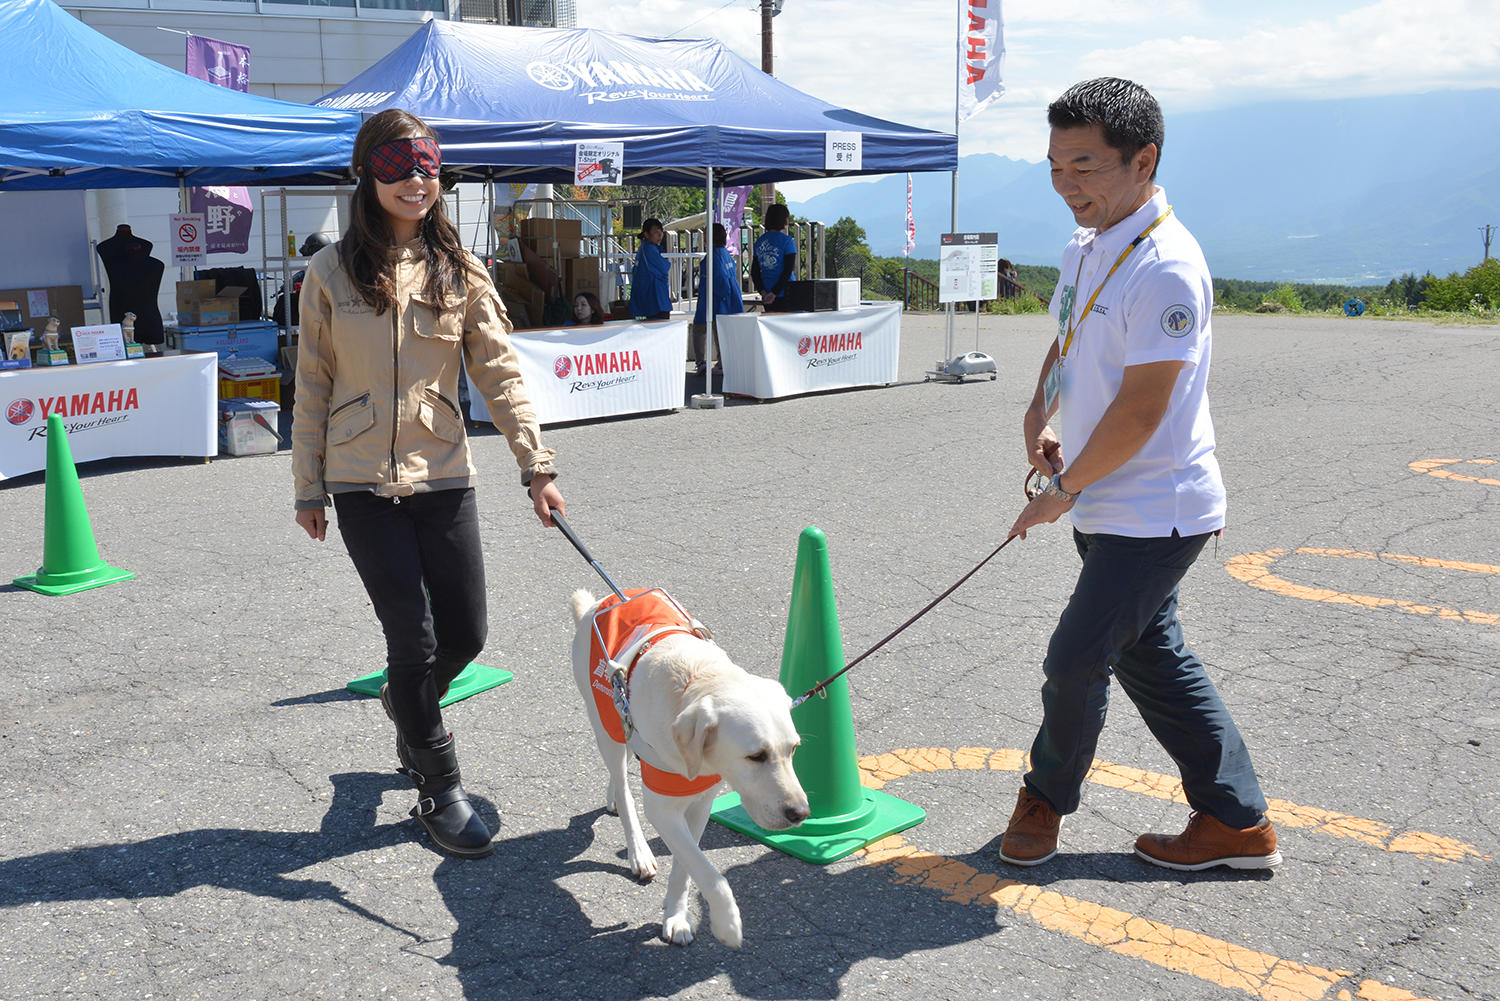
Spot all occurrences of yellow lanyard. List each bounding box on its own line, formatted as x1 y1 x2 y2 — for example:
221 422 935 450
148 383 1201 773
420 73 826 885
1060 206 1173 362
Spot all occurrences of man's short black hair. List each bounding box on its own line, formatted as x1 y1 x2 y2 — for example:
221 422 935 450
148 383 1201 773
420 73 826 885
1047 77 1164 179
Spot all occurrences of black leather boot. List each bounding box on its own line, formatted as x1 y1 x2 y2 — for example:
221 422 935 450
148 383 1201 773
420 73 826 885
399 735 493 859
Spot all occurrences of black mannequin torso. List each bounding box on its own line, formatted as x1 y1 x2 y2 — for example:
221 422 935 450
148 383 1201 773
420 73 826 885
96 225 165 343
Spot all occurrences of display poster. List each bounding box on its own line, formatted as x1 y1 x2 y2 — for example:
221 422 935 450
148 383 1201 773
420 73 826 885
27 290 49 316
171 213 207 267
938 231 999 303
469 319 686 425
574 143 624 186
70 324 127 364
0 353 217 480
825 131 862 170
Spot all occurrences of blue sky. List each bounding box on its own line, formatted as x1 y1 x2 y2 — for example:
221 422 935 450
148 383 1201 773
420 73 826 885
575 0 1500 198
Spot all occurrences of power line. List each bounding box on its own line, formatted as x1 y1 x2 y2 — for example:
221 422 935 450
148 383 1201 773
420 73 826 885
667 0 743 38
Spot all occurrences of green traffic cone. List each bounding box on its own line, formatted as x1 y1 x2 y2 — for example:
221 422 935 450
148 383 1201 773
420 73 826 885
14 415 134 596
711 525 924 863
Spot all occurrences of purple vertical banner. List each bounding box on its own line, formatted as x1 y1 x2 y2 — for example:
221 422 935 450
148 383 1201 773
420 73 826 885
715 186 753 255
186 34 253 254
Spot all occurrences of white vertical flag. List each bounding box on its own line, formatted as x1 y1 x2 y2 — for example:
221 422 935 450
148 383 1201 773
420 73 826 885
958 0 1004 123
903 174 916 256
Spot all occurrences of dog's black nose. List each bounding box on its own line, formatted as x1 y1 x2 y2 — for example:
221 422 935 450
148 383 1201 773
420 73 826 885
785 804 811 825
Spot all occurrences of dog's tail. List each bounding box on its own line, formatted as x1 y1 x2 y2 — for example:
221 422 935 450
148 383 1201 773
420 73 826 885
569 588 597 625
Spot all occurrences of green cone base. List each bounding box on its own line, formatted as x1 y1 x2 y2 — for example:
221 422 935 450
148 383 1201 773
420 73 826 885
346 662 512 707
14 563 135 596
710 788 926 864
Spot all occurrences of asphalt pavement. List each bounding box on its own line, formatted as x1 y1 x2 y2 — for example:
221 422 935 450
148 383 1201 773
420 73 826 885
1 310 1496 1001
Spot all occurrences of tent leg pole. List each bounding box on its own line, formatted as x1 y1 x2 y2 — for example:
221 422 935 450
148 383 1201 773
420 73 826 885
689 166 722 411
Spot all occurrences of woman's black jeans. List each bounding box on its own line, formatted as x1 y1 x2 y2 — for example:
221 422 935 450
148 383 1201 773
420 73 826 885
333 487 486 749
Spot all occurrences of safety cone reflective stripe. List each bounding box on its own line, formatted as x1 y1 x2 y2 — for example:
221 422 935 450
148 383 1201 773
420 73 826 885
711 526 925 863
13 415 134 596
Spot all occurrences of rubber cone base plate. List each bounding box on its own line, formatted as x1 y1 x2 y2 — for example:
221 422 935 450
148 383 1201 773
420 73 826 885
14 563 135 596
346 663 512 707
710 788 926 864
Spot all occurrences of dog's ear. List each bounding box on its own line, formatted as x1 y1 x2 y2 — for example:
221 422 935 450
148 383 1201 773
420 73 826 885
671 697 718 779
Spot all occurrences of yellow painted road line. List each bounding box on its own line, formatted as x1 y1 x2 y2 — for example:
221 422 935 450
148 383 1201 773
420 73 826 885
857 748 1485 863
1409 457 1500 486
857 833 1438 1001
852 747 1483 1000
1224 548 1500 627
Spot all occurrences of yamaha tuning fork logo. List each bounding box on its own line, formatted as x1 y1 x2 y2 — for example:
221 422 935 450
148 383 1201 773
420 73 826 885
554 356 573 378
6 398 34 425
553 350 644 394
525 59 715 105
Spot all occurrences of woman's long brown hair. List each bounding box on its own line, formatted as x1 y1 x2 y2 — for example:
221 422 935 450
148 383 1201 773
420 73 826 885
340 108 478 315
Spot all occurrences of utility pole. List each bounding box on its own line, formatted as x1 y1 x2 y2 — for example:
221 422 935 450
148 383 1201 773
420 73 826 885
1482 224 1494 262
759 0 780 215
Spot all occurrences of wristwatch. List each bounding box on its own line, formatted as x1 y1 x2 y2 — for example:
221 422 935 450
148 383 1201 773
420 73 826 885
1042 474 1080 503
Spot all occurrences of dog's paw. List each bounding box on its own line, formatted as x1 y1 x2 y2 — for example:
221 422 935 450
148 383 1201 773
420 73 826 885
710 906 743 949
628 850 658 882
661 914 696 946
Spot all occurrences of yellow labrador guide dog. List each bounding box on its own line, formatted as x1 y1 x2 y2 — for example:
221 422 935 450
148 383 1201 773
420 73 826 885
570 587 809 947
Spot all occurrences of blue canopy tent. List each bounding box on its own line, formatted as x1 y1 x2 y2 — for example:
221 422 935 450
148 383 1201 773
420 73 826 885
312 19 957 186
0 0 359 191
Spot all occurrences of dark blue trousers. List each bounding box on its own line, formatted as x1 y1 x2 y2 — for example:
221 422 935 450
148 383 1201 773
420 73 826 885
333 487 486 749
1024 529 1268 829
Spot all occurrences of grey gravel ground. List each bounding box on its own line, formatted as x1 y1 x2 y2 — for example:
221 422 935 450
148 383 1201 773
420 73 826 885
1 311 1496 1001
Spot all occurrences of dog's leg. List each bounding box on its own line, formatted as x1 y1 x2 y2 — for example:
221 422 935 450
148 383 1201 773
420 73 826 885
591 730 657 881
650 791 742 948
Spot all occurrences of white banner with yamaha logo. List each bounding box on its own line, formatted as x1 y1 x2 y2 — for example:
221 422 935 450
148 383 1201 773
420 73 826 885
1 354 217 480
716 301 901 400
469 320 688 425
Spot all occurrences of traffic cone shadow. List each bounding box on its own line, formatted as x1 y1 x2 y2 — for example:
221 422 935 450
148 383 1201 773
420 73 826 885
14 415 134 596
712 525 925 863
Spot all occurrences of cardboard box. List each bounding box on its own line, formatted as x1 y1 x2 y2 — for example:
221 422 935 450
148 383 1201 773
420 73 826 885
0 285 86 341
218 398 281 456
520 217 583 243
522 236 582 261
497 261 530 292
564 258 603 299
176 279 244 326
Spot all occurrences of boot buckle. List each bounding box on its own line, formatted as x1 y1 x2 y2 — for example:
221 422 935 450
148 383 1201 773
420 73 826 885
411 797 437 817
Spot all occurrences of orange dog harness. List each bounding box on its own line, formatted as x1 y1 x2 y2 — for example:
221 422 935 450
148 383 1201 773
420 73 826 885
589 588 723 797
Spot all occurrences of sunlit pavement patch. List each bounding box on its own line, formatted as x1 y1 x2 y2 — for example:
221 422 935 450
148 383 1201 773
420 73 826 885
850 747 1484 1001
1224 548 1500 627
1408 457 1500 486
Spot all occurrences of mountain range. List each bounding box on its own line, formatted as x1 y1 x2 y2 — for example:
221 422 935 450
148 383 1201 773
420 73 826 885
787 89 1500 284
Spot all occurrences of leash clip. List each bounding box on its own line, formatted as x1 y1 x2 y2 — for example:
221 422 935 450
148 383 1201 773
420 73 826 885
610 665 634 740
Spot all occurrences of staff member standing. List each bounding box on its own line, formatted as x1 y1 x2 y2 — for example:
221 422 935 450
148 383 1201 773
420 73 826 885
629 218 672 320
691 222 744 374
293 108 565 860
1000 78 1279 872
750 203 796 311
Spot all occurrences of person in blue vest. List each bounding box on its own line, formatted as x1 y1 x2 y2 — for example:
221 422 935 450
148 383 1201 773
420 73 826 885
691 223 744 374
628 218 672 320
751 203 797 311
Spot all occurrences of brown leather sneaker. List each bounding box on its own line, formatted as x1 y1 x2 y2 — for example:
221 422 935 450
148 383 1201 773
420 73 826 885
999 786 1063 866
1135 811 1282 871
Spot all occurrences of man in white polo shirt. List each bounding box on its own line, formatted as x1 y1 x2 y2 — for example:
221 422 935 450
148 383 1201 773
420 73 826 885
1000 77 1280 872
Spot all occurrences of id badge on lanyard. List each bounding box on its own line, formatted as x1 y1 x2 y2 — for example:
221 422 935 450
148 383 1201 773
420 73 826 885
1042 357 1061 413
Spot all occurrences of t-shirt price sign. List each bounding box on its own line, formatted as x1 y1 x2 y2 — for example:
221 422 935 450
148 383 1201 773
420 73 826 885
938 231 999 303
575 142 623 186
171 212 207 267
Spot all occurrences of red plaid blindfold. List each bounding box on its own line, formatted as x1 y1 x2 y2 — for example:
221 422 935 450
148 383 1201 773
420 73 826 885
366 137 442 183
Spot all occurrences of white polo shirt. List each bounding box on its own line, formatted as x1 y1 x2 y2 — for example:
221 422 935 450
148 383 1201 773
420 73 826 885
1047 187 1226 538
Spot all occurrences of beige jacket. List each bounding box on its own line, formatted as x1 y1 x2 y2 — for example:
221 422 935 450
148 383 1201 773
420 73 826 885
291 240 556 508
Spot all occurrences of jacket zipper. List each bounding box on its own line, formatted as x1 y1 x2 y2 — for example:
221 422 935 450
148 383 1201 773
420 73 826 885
425 387 462 422
390 301 400 484
328 392 368 420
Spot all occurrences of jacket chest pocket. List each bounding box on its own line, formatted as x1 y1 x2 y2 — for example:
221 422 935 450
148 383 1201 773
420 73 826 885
411 290 465 342
328 392 375 445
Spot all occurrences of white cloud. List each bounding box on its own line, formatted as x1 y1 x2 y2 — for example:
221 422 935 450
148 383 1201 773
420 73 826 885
576 0 1500 173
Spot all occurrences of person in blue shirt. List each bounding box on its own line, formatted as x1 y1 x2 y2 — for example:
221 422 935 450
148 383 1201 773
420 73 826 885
628 218 672 320
691 223 744 374
750 203 797 311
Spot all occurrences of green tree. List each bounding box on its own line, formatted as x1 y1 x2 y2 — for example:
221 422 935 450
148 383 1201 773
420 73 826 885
825 216 872 279
1420 259 1500 312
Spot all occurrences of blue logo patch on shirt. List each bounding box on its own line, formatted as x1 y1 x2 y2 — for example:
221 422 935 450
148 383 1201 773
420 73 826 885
1160 304 1194 337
